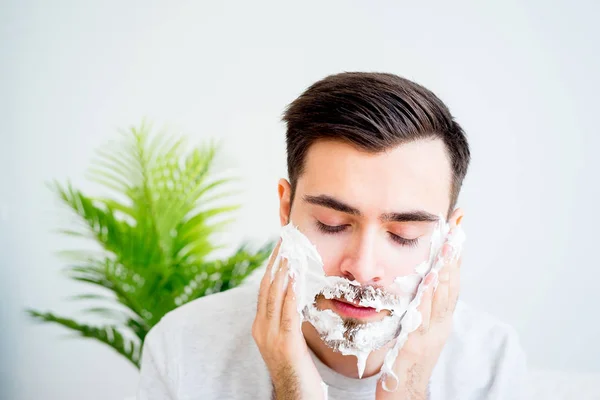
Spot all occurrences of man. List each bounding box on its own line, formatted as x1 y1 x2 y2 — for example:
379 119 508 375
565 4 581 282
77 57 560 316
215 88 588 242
137 72 528 399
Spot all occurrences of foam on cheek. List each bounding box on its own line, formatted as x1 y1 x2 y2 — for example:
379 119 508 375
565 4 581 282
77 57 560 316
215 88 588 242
381 216 466 391
270 225 399 378
392 274 422 295
391 217 450 294
271 218 465 387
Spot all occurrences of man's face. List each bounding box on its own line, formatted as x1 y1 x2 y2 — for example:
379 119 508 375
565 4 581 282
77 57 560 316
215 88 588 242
279 138 455 325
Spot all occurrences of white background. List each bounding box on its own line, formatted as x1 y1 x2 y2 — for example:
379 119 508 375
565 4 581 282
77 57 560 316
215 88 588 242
2 1 599 399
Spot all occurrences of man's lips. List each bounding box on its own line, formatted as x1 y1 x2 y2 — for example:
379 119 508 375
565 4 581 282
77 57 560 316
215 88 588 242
330 299 379 319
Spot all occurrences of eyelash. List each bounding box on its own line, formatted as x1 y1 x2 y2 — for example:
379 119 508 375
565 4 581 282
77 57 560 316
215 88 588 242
315 221 420 248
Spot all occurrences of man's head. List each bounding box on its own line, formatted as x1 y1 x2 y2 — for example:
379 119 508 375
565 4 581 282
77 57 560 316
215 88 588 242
283 72 470 217
277 72 470 326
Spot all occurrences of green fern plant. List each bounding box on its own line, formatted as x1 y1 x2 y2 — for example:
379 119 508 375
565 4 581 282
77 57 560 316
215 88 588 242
27 121 273 368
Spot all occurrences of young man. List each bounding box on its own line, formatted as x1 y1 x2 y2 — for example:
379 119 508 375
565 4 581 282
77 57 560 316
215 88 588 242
137 72 528 399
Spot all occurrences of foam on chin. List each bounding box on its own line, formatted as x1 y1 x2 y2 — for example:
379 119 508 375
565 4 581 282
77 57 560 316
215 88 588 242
270 218 465 389
303 303 404 378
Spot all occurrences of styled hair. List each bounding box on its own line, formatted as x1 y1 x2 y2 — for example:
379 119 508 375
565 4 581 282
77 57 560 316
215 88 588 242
282 72 470 216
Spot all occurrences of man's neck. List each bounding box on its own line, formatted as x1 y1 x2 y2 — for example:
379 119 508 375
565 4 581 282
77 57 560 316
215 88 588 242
301 321 392 379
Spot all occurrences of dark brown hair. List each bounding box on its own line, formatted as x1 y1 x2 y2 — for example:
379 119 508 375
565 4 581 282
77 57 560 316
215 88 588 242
282 72 471 216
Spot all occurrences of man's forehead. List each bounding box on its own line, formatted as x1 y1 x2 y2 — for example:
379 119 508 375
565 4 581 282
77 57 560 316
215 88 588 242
302 138 451 174
298 138 453 215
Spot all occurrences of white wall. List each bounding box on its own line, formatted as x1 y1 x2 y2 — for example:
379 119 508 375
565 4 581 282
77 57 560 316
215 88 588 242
2 1 599 399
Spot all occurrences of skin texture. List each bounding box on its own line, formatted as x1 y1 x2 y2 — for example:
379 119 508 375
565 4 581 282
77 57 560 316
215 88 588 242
252 138 463 399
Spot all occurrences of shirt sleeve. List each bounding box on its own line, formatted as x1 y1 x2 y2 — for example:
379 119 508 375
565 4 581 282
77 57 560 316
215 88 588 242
137 323 176 400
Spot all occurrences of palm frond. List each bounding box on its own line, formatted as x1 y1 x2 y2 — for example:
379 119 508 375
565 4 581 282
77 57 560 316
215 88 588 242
27 310 141 368
28 121 274 369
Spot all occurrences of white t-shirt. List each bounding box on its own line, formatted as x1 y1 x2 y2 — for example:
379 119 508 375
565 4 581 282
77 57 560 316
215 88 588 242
137 283 529 399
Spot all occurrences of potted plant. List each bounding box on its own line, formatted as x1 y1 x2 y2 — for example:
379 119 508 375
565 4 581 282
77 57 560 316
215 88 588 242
27 121 273 368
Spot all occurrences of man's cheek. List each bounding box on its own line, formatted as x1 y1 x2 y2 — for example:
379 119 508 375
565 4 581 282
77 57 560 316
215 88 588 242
300 232 346 277
382 241 433 275
389 252 430 276
319 246 347 277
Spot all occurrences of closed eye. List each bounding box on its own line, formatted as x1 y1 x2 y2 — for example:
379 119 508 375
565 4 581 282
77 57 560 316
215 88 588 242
316 221 420 248
316 221 348 234
387 232 419 248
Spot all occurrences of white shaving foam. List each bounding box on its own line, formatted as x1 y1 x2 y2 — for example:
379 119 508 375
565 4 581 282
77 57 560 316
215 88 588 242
380 219 466 391
270 217 465 390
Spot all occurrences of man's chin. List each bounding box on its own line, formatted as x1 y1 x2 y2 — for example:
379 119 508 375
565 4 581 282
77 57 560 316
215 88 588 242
303 302 402 357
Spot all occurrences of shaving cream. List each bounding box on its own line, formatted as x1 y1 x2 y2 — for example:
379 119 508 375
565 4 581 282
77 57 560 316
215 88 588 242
270 216 465 391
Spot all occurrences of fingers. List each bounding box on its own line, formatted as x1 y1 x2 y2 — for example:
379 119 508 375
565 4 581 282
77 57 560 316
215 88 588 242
431 269 449 323
258 239 282 317
431 243 460 323
444 242 461 306
267 258 289 326
417 272 436 333
281 274 299 334
262 239 282 287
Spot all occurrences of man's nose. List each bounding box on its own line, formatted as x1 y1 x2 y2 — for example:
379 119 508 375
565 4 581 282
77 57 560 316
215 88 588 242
339 230 384 285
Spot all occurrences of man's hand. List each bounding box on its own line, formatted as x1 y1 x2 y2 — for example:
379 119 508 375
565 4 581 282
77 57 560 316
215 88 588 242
377 236 462 400
252 240 326 400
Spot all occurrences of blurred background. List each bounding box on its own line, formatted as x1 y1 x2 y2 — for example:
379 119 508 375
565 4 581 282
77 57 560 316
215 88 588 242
2 1 599 399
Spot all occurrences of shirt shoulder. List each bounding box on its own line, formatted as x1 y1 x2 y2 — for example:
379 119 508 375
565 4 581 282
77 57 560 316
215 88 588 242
452 300 522 347
146 282 260 360
139 283 272 399
159 282 259 331
431 300 528 399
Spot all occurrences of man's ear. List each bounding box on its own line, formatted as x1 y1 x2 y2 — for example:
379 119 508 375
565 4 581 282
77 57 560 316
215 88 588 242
448 207 464 230
278 178 292 226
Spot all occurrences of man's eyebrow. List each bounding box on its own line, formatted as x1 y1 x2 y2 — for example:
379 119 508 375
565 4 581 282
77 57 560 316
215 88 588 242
302 195 361 216
303 194 439 222
380 210 439 223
